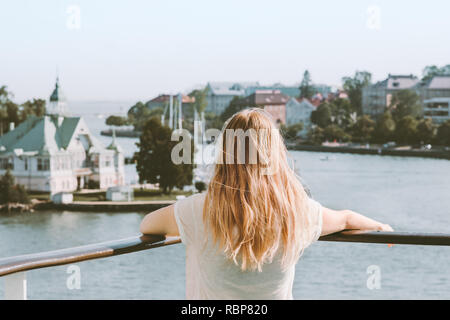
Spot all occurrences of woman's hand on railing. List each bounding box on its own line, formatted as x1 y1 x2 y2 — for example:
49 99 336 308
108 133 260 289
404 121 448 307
377 223 394 232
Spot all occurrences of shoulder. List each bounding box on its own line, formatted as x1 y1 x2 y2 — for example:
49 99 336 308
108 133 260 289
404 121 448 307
175 192 206 211
174 192 207 245
174 192 207 224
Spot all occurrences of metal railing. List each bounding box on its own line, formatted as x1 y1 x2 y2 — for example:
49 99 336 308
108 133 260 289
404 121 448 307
1 231 449 299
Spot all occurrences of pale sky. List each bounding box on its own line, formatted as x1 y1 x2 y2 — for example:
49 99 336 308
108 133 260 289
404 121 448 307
1 0 450 102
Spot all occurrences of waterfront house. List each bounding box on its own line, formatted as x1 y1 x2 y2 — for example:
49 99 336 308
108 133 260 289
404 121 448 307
146 94 195 111
285 98 316 136
237 90 290 125
362 74 420 117
416 76 450 123
0 78 125 194
205 82 259 115
244 83 300 98
423 98 450 124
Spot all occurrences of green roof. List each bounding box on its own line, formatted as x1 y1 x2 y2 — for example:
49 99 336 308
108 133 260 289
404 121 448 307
0 115 94 155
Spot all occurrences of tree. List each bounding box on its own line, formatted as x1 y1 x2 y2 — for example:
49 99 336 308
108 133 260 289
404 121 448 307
422 65 450 82
195 181 206 193
389 89 422 122
0 169 29 205
21 99 46 119
330 98 356 129
311 103 332 128
323 124 351 142
220 96 248 122
372 111 396 143
307 126 325 144
436 120 450 146
395 116 418 144
0 86 19 135
105 115 129 126
189 87 209 114
416 118 436 144
127 102 164 131
284 122 304 140
342 71 372 115
299 70 314 99
136 117 193 194
205 112 224 130
351 115 375 143
0 88 46 135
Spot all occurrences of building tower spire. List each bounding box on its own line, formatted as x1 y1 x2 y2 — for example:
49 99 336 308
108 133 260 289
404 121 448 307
49 77 68 116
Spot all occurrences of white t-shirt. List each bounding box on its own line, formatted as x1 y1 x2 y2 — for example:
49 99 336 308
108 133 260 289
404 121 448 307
174 192 323 300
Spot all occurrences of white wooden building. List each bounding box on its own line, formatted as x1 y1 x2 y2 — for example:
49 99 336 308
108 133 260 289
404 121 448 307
0 78 125 194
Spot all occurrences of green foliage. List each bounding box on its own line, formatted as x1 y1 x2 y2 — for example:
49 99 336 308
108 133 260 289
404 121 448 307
342 71 372 115
311 103 332 128
281 122 304 140
372 111 396 143
21 99 46 119
329 98 356 129
395 116 418 144
87 180 100 189
308 124 350 144
307 126 325 144
299 70 314 99
205 112 224 130
136 117 193 194
389 89 422 122
189 87 209 114
436 120 450 146
127 102 164 131
220 96 249 122
105 115 129 126
0 169 30 204
195 181 207 193
416 118 436 144
323 124 351 142
421 65 450 82
0 87 46 135
351 115 375 143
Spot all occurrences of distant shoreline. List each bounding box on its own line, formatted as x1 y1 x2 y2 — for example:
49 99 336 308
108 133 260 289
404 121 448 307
101 129 140 138
100 128 450 161
287 144 450 160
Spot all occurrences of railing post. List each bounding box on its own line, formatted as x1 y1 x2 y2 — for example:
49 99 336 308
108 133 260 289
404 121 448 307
4 272 27 300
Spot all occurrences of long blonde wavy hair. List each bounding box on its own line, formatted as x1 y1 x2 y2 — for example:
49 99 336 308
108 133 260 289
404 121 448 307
203 108 312 272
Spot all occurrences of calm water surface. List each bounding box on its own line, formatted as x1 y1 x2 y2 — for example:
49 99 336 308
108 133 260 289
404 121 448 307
0 151 449 299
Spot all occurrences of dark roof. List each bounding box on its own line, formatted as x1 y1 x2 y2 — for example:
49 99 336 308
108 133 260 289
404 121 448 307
240 90 290 106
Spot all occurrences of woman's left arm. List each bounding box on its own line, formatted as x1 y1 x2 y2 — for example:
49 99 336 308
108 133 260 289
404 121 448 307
139 204 180 236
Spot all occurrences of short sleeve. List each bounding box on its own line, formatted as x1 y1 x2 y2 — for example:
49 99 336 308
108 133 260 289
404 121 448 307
174 193 205 246
305 197 323 245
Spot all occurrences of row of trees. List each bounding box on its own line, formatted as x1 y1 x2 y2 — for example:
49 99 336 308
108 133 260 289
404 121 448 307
0 86 47 135
308 88 450 146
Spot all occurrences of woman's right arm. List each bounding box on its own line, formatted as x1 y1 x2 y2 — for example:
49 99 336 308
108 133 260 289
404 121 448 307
321 207 393 236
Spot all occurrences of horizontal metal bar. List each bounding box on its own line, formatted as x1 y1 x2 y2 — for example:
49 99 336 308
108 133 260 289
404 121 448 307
0 235 180 277
0 231 449 278
320 230 450 246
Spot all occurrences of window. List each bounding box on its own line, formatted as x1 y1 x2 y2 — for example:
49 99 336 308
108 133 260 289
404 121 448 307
37 158 50 171
0 158 9 170
24 158 28 171
104 156 111 168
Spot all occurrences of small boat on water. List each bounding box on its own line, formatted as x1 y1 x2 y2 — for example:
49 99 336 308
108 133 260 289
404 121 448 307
320 155 336 161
